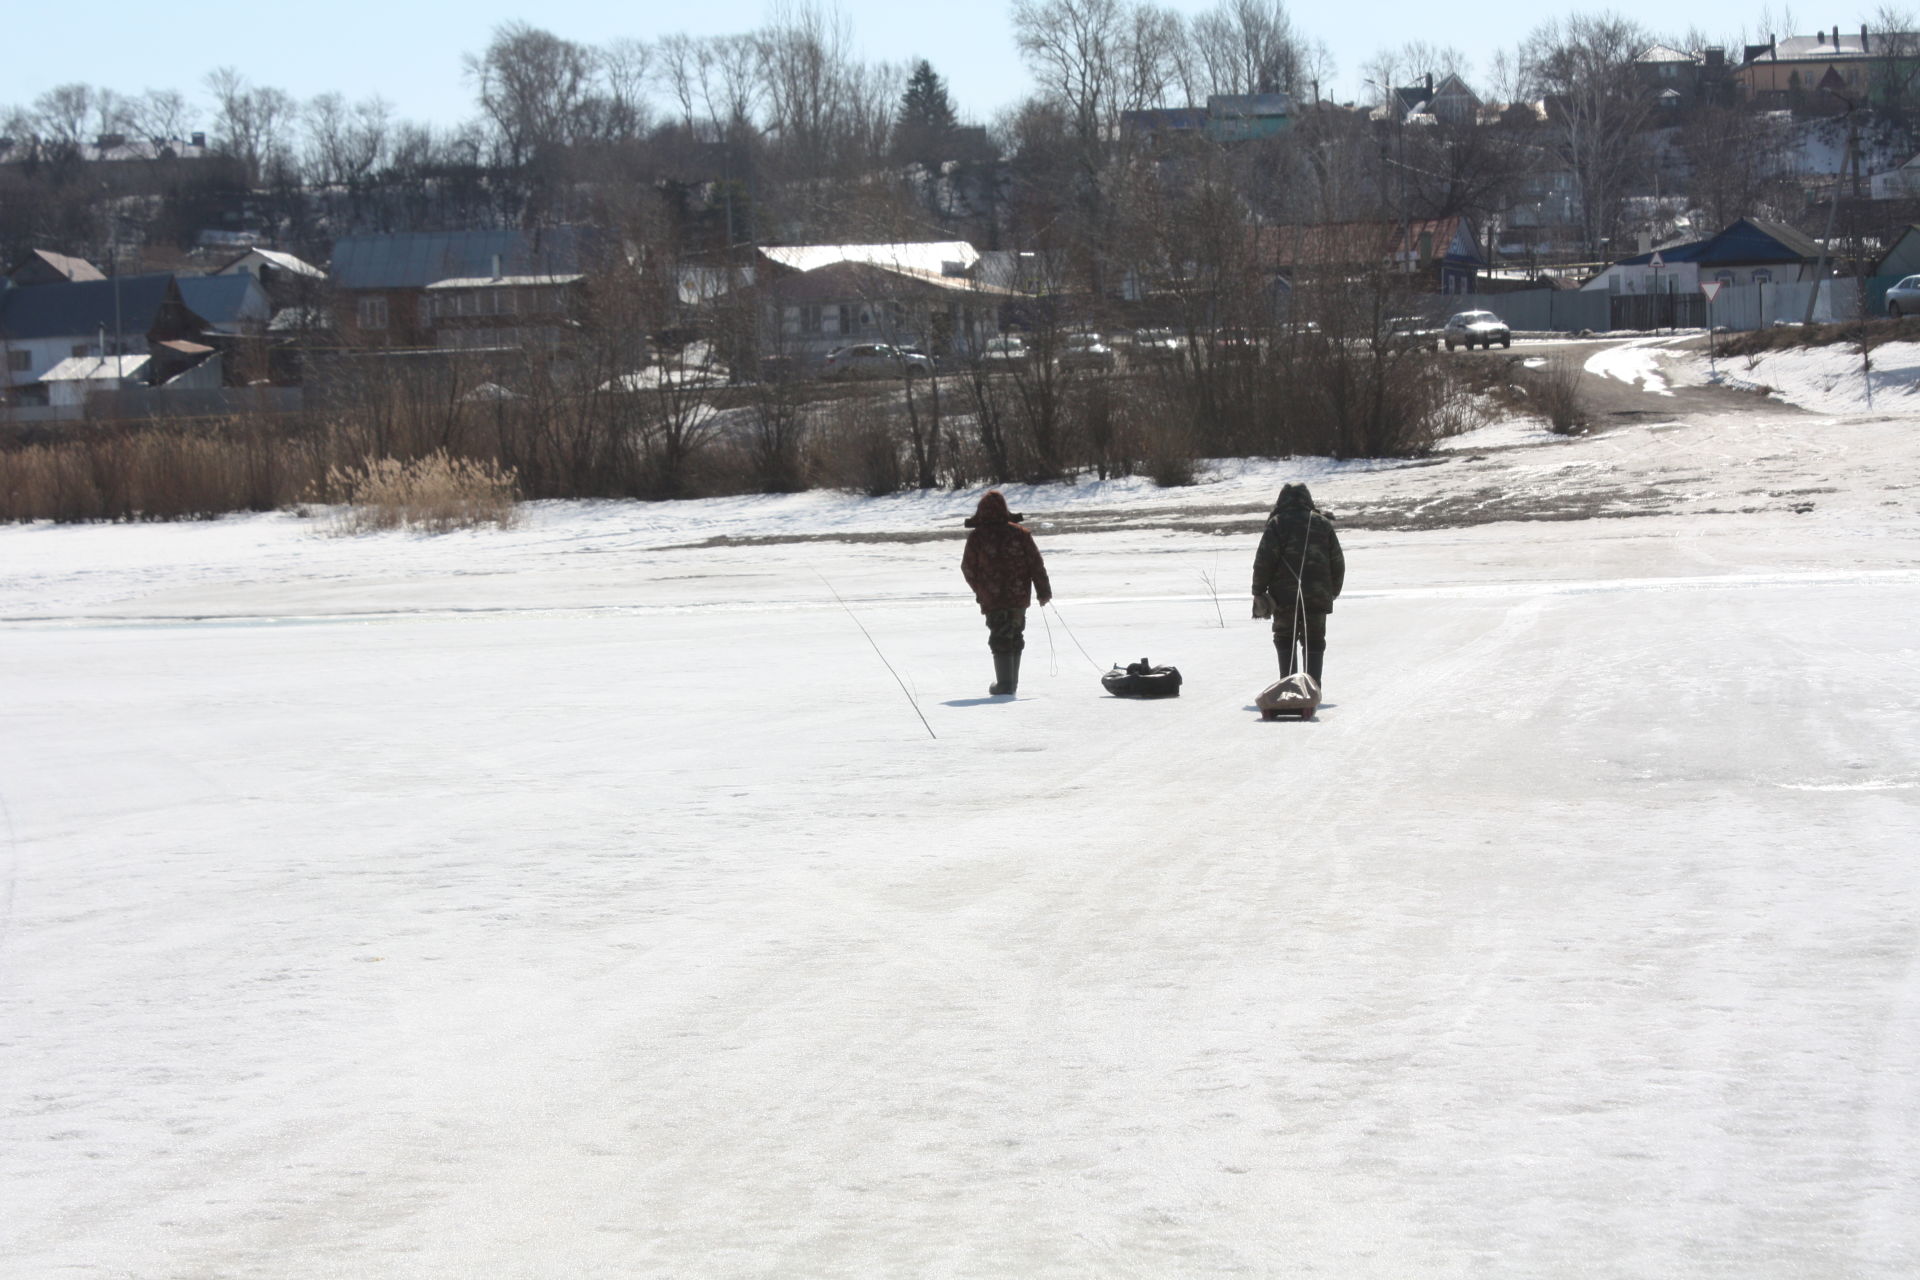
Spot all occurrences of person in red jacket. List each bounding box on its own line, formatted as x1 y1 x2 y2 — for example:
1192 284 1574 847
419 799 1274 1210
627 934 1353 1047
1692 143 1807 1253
961 490 1052 696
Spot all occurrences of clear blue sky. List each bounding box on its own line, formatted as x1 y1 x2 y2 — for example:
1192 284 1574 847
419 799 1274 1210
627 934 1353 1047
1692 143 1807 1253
10 0 1782 131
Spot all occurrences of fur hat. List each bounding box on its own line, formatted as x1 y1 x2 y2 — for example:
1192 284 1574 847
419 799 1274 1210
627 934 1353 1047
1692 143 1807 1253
965 490 1024 528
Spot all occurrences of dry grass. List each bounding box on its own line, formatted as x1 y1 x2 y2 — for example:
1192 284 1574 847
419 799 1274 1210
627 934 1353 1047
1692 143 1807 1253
1719 317 1908 357
324 451 520 535
1518 359 1591 435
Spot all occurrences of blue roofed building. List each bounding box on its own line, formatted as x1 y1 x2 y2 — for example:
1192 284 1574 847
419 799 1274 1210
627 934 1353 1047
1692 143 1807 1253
1581 218 1827 293
1 274 207 403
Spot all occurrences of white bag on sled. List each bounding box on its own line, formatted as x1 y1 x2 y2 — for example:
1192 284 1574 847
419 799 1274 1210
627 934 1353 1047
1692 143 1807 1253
1256 672 1321 719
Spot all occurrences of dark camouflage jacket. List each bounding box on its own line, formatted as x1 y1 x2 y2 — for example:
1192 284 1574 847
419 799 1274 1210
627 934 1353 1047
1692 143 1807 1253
1251 484 1345 614
962 491 1052 614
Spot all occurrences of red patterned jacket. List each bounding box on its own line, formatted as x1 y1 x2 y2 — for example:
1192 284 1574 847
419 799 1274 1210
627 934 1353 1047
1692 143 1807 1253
961 491 1052 614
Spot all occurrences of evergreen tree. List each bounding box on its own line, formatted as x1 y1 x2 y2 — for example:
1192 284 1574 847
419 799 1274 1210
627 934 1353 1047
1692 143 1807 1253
894 60 958 165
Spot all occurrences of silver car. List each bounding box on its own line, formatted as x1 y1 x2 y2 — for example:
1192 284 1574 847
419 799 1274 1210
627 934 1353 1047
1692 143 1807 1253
1057 332 1116 371
1443 310 1512 350
1886 275 1920 318
978 336 1032 368
821 343 934 379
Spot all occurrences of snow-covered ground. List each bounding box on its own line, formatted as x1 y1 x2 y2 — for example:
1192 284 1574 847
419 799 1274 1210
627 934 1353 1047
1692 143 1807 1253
4 397 1920 1277
1599 331 1920 415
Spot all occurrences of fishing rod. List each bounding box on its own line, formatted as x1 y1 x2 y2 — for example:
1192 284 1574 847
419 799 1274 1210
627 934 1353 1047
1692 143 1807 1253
816 571 936 740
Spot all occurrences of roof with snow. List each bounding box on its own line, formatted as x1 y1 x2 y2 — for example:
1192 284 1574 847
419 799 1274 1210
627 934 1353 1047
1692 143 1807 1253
37 354 150 383
219 248 325 279
331 228 597 290
424 274 585 289
9 249 106 285
1745 32 1918 62
1637 44 1700 63
758 242 980 277
766 259 1015 303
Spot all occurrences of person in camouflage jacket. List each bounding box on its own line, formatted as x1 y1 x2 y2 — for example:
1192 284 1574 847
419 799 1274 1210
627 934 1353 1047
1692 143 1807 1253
1251 482 1344 685
961 490 1052 696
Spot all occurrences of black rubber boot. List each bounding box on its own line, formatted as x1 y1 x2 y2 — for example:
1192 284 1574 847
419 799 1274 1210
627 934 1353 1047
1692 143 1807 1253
1306 647 1324 686
1006 650 1022 695
990 652 1014 696
1274 635 1296 676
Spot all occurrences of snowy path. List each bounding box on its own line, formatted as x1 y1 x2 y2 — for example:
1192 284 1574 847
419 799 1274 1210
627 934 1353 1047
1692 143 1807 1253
4 414 1920 1277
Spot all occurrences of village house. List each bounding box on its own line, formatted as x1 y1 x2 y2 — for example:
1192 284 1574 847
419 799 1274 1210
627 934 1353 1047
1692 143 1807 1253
1261 217 1487 294
328 228 595 350
0 268 250 416
753 242 1009 366
1737 27 1920 107
1581 218 1827 293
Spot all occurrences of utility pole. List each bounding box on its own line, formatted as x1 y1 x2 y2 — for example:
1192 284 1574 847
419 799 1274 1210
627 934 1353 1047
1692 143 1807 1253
1804 97 1859 326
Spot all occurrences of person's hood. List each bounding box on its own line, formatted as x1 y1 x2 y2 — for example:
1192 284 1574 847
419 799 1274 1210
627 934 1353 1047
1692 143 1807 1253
964 490 1024 528
1272 482 1315 513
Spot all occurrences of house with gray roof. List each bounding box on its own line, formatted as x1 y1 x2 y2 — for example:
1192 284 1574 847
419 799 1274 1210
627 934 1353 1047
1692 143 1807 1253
328 227 597 349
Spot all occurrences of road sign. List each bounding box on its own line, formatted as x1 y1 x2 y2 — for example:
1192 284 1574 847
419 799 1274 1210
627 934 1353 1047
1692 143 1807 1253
1649 251 1665 268
1700 281 1724 302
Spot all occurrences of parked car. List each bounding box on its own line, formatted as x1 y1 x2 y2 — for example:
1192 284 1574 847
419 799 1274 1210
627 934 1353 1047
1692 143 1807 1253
1384 316 1440 352
1057 332 1116 372
821 343 934 379
978 335 1032 368
1886 275 1920 318
1443 310 1513 350
1125 327 1186 363
1210 327 1262 362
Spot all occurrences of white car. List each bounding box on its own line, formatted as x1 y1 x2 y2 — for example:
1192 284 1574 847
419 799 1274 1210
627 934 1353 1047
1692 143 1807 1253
1443 310 1512 350
978 336 1032 367
1057 332 1116 371
821 343 934 379
1885 275 1920 318
1125 327 1185 362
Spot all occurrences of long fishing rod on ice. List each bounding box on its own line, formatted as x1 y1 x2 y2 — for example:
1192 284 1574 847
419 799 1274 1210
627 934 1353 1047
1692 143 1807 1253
816 571 937 740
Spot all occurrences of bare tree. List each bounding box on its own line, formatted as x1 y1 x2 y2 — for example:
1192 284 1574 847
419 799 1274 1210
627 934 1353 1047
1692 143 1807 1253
304 94 390 188
1869 8 1920 117
129 90 195 144
205 68 296 183
1361 41 1469 110
1187 0 1324 97
1014 0 1125 147
464 22 595 166
33 85 96 148
1519 14 1655 259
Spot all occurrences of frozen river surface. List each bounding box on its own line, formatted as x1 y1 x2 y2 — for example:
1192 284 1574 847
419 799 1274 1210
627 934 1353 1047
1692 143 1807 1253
4 405 1919 1278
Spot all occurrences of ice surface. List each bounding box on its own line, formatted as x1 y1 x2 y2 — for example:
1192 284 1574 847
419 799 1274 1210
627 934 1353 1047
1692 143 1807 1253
3 403 1919 1277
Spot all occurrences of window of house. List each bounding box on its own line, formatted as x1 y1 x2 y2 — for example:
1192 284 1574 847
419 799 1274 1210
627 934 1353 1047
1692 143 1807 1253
6 350 28 373
72 343 92 358
358 296 388 330
1751 269 1772 284
1716 272 1735 286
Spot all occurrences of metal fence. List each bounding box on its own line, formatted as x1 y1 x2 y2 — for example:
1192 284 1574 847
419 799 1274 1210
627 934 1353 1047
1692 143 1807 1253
1423 290 1610 333
1427 280 1862 334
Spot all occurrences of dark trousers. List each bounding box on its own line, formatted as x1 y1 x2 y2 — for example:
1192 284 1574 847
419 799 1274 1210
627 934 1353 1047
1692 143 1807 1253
983 607 1027 654
1274 609 1327 681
